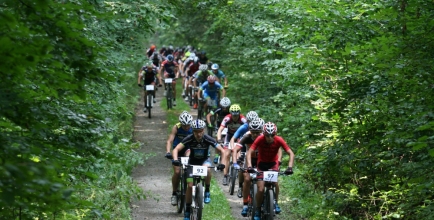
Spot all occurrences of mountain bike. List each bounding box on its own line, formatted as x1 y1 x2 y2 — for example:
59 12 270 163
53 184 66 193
249 169 286 220
240 167 258 220
167 156 189 213
228 152 245 196
185 163 216 220
145 85 154 118
165 78 173 109
206 99 217 137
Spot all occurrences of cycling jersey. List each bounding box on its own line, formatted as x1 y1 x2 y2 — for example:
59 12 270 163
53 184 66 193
180 134 218 165
220 114 247 134
161 60 178 78
141 67 157 85
146 48 155 58
186 62 199 77
200 81 223 99
210 107 230 125
237 132 261 159
173 123 193 156
250 135 291 163
193 70 214 84
213 69 226 81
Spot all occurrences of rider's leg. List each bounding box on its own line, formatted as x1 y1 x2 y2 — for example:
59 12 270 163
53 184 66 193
243 173 251 202
172 165 181 193
255 180 265 210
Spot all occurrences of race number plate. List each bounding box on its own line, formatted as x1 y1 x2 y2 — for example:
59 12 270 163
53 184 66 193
180 157 189 165
165 78 173 83
192 166 207 176
146 85 154 91
263 171 278 182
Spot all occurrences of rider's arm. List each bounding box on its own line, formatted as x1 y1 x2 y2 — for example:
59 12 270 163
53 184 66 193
246 147 254 168
137 70 143 85
206 110 214 125
278 137 295 168
220 86 226 98
166 125 178 153
216 125 224 142
172 143 186 161
278 148 282 164
224 77 228 87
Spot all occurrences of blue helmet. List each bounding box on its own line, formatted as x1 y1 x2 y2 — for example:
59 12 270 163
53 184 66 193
167 54 174 62
211 63 219 70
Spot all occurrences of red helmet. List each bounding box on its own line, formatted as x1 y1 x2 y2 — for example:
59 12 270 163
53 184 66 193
207 75 216 84
263 122 277 135
150 44 156 50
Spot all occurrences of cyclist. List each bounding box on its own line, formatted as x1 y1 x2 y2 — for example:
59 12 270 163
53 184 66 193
216 104 247 185
165 112 194 206
211 63 228 88
137 61 158 113
171 119 226 220
247 122 295 219
206 97 231 164
197 75 226 117
159 54 179 106
231 118 264 216
190 64 214 109
146 44 156 58
183 57 200 101
198 50 209 65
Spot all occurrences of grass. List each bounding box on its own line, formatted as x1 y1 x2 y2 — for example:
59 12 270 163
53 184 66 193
161 83 234 220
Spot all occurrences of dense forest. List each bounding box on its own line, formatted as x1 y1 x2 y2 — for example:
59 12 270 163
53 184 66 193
1 0 433 219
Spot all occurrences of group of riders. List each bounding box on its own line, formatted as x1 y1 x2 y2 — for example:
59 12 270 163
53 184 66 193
137 44 228 112
138 44 295 220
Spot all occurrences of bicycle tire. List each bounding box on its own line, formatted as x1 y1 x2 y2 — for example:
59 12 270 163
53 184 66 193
250 183 258 220
166 86 172 109
177 171 186 213
191 184 204 220
147 94 153 118
264 189 274 220
189 87 193 106
197 102 203 120
229 166 237 195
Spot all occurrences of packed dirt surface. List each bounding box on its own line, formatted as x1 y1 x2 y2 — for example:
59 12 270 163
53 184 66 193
130 87 284 219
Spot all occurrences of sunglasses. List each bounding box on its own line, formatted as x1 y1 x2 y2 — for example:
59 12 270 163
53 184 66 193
250 132 261 135
265 134 275 138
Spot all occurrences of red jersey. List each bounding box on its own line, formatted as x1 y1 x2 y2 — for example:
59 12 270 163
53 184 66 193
250 135 291 163
161 60 178 77
220 114 247 134
187 62 199 77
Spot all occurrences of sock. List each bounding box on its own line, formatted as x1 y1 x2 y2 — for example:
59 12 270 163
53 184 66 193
205 184 210 193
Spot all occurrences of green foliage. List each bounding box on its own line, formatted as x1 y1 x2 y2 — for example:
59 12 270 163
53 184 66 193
156 0 434 219
0 0 172 218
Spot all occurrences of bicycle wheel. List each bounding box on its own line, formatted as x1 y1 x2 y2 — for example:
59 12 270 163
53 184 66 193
264 189 274 220
191 184 204 220
147 94 152 118
166 87 172 109
189 87 193 106
229 166 237 195
197 102 203 120
177 171 186 213
250 183 258 220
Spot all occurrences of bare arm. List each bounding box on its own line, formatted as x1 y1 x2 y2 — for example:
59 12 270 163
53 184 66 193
172 143 186 161
286 148 295 168
247 147 254 168
216 126 224 141
166 125 177 153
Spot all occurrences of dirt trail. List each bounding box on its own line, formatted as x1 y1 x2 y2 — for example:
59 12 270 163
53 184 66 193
131 87 181 220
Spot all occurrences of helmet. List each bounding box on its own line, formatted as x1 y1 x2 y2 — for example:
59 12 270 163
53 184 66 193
179 113 193 125
191 119 206 130
263 122 277 135
246 111 258 122
199 64 208 71
181 110 189 115
150 44 156 50
207 62 213 69
249 118 265 131
201 50 206 55
193 57 199 63
169 45 174 50
167 55 174 62
211 64 219 70
229 104 241 115
145 61 153 68
207 75 216 84
220 97 231 108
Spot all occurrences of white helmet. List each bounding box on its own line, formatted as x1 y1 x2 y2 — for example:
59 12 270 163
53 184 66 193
263 122 277 135
199 64 208 71
191 119 206 130
246 111 258 122
179 113 193 125
249 118 265 131
219 97 231 108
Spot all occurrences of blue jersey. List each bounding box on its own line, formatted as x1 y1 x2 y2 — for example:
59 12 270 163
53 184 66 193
173 123 193 148
233 123 249 140
200 81 222 97
214 69 226 80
